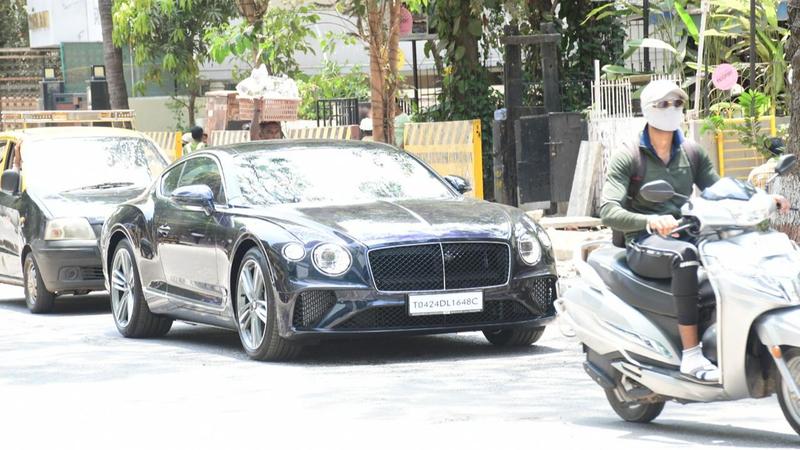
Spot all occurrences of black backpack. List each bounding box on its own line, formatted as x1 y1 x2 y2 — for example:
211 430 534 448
611 138 703 248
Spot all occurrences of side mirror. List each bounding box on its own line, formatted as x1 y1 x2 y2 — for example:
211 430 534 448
444 175 472 194
775 154 797 176
171 184 215 214
1 169 20 195
639 180 676 203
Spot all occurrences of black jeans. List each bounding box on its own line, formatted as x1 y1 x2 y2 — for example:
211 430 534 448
626 234 700 326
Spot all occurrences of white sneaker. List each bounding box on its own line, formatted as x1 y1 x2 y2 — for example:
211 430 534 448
680 344 720 382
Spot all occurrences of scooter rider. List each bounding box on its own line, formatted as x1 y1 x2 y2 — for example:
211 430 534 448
599 80 792 382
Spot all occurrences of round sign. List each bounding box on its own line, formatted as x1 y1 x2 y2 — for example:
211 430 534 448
712 63 738 90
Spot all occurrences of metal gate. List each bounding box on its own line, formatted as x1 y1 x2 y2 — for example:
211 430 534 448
515 112 587 206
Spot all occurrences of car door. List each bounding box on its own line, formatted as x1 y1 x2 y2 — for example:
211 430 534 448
0 140 24 282
154 156 226 307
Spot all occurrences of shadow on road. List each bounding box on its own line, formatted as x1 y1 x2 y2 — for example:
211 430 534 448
158 325 558 366
574 415 799 447
0 294 110 316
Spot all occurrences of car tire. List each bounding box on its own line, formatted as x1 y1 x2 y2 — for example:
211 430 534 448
776 347 800 436
482 327 545 346
24 253 56 314
604 388 665 423
234 247 301 361
110 239 172 338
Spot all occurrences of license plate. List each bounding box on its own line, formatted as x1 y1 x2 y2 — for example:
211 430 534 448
408 291 483 316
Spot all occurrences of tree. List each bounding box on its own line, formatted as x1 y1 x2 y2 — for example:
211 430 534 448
777 0 800 241
206 6 319 79
99 0 129 110
0 0 28 48
113 0 236 126
336 0 404 144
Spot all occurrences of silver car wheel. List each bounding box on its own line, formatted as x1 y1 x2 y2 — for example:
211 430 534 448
111 248 136 328
236 259 268 352
782 353 800 425
25 259 38 306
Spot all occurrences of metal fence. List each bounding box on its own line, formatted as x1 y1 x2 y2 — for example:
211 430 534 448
315 98 360 127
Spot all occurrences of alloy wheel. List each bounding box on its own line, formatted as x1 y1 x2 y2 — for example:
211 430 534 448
236 259 269 352
25 260 38 307
111 248 136 327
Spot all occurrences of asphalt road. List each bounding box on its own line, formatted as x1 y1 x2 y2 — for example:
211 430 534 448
1 285 798 450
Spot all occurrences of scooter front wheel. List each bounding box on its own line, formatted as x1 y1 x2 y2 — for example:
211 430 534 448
604 388 665 423
777 348 800 436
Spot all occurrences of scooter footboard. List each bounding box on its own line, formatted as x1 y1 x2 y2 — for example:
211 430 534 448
557 282 682 367
755 306 800 348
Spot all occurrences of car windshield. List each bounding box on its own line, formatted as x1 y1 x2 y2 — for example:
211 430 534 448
22 136 167 194
231 146 456 206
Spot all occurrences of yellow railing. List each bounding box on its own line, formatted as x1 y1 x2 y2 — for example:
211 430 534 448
714 116 775 179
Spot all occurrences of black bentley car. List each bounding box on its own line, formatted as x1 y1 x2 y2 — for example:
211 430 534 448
0 127 168 313
100 140 558 360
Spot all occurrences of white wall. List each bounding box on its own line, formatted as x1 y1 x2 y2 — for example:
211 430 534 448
27 0 102 48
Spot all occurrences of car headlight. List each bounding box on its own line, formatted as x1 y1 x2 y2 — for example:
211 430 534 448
537 228 552 248
517 232 542 266
312 243 352 276
45 218 95 240
281 242 305 261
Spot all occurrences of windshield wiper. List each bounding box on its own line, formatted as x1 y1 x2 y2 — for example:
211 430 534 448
63 182 136 192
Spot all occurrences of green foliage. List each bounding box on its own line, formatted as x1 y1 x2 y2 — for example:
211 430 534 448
297 61 370 120
113 0 236 93
558 0 626 111
0 0 28 47
703 90 774 158
206 6 319 78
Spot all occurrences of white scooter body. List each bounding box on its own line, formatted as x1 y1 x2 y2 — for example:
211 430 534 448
556 165 800 431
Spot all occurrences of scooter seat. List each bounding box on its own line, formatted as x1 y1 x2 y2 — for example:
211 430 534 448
587 246 715 318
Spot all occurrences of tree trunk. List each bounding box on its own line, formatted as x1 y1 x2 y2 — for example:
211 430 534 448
99 0 129 110
188 91 197 127
365 0 400 144
777 0 800 241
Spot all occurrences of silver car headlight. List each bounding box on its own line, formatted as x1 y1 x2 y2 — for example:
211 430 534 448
45 218 95 240
312 243 352 276
517 232 542 266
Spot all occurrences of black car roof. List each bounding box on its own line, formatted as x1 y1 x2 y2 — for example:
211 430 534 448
197 139 401 156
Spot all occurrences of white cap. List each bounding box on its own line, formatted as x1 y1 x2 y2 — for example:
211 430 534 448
640 80 688 110
360 118 373 132
181 132 193 144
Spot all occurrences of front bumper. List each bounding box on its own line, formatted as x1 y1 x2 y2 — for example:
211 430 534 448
31 240 105 293
279 273 559 341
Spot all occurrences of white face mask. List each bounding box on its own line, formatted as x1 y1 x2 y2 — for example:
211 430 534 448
643 103 684 132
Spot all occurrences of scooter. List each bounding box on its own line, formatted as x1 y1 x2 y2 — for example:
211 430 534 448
555 154 800 434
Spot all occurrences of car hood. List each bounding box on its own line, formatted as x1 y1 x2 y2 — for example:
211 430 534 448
35 187 147 223
259 198 517 247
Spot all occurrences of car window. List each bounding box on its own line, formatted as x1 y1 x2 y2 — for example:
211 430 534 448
177 157 226 204
161 162 184 197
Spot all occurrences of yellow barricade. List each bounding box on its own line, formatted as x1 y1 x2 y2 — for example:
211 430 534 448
403 119 483 199
210 130 250 147
715 117 775 180
142 131 181 161
287 125 358 140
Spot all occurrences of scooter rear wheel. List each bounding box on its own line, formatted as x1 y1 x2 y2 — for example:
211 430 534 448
777 348 800 436
604 388 665 423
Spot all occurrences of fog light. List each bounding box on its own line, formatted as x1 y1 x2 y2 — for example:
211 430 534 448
59 267 80 281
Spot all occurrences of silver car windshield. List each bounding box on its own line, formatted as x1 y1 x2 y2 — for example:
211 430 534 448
22 137 167 194
231 146 456 206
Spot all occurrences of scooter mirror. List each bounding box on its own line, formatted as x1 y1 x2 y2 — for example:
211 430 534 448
639 180 676 203
775 154 797 176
